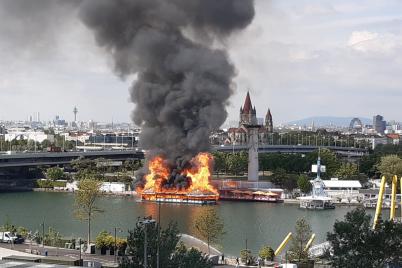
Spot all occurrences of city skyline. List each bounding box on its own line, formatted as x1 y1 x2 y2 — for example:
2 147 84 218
1 0 402 124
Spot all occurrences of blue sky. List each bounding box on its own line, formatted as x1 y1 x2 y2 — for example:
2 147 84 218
1 0 402 125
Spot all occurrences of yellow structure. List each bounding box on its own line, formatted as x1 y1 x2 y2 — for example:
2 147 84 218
304 234 316 252
390 175 397 220
274 232 316 257
373 176 386 229
373 175 402 229
274 232 292 256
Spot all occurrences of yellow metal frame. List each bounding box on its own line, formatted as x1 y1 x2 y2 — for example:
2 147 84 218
390 175 397 220
373 176 386 229
304 233 316 252
373 175 401 229
274 232 316 257
274 232 292 256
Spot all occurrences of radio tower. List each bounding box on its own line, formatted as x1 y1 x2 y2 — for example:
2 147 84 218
73 106 78 122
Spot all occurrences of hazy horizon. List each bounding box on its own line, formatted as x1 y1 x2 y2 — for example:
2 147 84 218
1 0 402 124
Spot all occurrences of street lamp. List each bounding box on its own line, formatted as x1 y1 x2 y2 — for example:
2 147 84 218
114 227 123 264
40 220 45 249
137 217 156 268
157 200 161 268
78 237 82 266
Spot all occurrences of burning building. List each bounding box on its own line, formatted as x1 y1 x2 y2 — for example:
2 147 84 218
137 152 219 204
78 0 256 203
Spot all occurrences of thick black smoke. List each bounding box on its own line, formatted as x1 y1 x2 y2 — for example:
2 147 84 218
79 0 255 163
80 0 254 161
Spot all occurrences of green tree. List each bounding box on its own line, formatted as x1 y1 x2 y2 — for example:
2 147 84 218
259 245 275 261
240 249 255 265
212 151 226 176
120 221 180 268
297 175 312 194
169 242 213 268
376 155 402 184
74 178 104 247
307 148 341 178
44 227 63 247
71 158 100 181
327 208 402 268
334 163 358 180
270 169 298 192
46 167 65 181
41 139 53 149
289 218 312 262
194 207 225 255
95 230 114 249
225 152 248 175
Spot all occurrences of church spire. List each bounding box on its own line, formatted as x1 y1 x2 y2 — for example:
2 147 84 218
242 91 252 114
265 108 273 133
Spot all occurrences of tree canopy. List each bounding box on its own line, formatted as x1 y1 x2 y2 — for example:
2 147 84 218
289 218 312 262
74 178 104 246
120 220 212 268
194 207 225 255
327 208 402 268
297 175 312 194
376 154 402 184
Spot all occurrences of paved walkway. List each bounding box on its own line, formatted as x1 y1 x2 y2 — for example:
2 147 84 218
0 243 117 267
0 246 44 260
180 234 222 256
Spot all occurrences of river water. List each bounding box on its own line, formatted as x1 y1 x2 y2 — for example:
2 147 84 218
0 192 381 256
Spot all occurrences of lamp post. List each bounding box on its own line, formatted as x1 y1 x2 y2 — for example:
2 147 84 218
157 201 161 268
41 220 45 248
78 238 82 266
114 227 123 264
137 217 156 268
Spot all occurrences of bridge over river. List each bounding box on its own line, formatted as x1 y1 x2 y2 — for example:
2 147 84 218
0 144 367 168
0 150 144 168
213 144 368 157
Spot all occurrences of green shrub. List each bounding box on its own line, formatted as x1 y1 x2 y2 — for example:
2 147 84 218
240 249 255 265
36 179 66 188
259 245 275 261
95 231 114 249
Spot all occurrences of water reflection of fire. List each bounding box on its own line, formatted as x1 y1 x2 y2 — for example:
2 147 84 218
137 152 218 204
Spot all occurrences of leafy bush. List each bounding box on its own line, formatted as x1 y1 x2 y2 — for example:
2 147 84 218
95 231 114 249
259 245 275 261
36 179 67 188
240 249 255 265
46 167 65 180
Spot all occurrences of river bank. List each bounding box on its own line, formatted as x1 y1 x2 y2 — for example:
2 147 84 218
0 191 384 256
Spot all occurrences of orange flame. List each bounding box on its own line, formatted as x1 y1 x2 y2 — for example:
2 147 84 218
140 156 170 193
138 152 218 196
185 152 218 194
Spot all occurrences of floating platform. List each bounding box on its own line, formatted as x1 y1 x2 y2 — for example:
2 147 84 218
140 191 219 205
218 189 283 203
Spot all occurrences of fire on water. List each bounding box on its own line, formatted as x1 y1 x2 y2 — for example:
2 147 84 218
137 152 219 204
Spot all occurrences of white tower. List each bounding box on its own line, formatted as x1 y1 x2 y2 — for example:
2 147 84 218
246 126 260 181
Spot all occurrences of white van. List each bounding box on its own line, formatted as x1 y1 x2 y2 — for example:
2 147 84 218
0 232 18 243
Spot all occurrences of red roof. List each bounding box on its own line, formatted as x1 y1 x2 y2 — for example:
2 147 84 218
386 134 400 139
228 128 246 133
242 91 253 114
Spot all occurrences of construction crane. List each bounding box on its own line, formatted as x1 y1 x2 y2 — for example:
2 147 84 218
373 175 402 229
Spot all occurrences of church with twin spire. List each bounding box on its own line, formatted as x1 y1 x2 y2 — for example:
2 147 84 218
228 91 273 144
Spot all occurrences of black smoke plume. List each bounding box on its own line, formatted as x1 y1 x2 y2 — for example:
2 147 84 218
79 0 255 164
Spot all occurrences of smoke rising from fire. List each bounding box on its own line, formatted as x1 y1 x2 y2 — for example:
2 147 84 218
79 0 255 163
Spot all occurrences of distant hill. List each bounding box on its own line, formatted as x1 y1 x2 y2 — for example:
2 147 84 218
286 116 371 127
